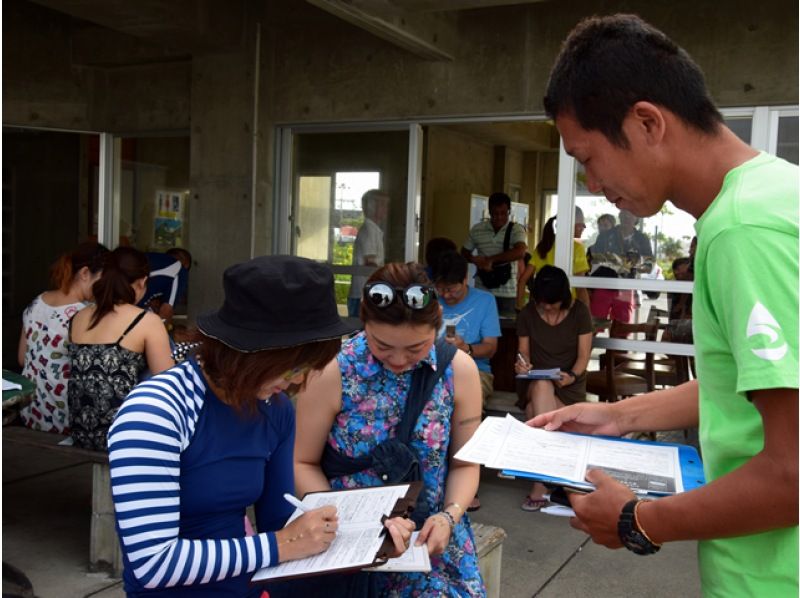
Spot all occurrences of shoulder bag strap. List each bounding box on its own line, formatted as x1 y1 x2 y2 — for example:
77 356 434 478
503 220 514 252
395 338 457 443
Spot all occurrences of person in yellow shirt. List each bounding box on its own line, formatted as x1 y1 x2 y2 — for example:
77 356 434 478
517 207 589 309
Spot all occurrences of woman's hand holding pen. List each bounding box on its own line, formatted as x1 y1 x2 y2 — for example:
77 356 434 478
383 516 416 557
514 352 531 375
275 505 338 562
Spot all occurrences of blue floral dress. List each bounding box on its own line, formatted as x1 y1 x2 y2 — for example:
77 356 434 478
330 332 485 597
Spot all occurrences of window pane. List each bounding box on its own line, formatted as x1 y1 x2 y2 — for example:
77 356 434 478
725 117 752 144
776 115 799 165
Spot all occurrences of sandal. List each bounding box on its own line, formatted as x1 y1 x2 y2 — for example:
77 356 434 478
467 495 481 512
521 496 549 512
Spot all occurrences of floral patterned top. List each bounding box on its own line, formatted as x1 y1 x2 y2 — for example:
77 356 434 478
330 332 485 597
68 311 148 450
20 294 86 433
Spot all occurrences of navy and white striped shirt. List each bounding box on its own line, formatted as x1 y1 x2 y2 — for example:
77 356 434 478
108 359 295 596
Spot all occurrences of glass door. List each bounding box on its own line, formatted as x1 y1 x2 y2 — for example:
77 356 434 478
276 126 421 314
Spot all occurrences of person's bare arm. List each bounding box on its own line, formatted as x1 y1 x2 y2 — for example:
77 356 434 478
142 313 175 373
569 387 798 547
556 331 592 388
575 287 590 308
294 359 342 496
447 335 497 360
532 380 700 435
417 351 482 554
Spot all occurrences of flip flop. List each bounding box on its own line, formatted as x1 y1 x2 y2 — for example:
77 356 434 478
467 496 481 512
521 496 549 512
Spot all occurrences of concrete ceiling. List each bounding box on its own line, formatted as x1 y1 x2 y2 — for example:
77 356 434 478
443 121 559 152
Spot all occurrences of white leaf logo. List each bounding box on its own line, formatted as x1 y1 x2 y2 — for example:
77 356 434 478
746 302 787 361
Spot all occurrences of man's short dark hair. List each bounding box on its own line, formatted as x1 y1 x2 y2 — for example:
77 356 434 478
431 250 468 285
531 265 572 309
362 189 389 213
543 14 723 148
488 192 512 210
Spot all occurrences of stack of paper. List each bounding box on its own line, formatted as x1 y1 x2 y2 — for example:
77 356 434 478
455 415 702 495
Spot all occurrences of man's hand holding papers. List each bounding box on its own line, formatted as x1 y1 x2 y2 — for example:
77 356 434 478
529 399 624 437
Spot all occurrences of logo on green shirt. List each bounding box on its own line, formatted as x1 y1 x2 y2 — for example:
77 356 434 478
746 302 788 361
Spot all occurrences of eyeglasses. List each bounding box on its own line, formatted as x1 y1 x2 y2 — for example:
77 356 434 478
363 282 437 310
281 364 311 381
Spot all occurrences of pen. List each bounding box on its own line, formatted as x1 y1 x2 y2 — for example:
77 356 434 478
516 352 528 365
283 493 309 512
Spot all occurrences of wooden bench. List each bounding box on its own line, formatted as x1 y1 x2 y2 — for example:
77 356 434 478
3 426 122 577
472 522 507 598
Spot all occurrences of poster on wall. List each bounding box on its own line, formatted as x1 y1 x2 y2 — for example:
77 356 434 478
153 189 187 247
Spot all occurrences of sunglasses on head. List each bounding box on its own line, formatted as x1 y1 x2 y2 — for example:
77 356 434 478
363 282 437 310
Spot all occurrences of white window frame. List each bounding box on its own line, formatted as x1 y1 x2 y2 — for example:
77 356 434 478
554 104 798 356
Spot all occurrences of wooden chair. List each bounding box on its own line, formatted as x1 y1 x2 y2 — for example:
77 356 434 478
618 309 692 387
586 321 657 402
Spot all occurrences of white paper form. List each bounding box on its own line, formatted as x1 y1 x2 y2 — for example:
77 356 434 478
586 437 683 494
489 416 589 480
252 485 410 582
453 416 510 465
458 415 684 495
369 532 431 572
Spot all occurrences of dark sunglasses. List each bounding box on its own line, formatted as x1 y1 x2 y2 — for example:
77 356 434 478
363 282 437 310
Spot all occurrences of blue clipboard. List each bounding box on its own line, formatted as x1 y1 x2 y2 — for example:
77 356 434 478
501 433 705 496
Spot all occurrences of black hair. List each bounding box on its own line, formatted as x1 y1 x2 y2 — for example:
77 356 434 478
49 241 110 293
362 189 389 214
424 237 457 268
543 14 723 148
90 246 149 329
488 192 511 210
360 262 442 331
535 216 557 259
431 250 468 285
531 265 572 309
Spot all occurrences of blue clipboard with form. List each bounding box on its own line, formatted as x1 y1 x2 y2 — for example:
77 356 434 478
501 433 705 496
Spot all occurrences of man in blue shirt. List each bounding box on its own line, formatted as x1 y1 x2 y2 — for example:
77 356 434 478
139 248 192 327
432 250 501 409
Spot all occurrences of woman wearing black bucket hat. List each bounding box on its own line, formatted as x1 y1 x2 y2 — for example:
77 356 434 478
105 256 393 597
292 262 486 596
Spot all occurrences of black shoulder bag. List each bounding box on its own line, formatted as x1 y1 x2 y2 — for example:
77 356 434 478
475 221 514 289
321 338 457 528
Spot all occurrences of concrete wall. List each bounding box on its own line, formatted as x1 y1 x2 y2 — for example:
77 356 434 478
3 0 797 326
424 126 494 249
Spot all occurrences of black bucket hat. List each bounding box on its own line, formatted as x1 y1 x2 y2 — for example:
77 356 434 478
196 255 357 352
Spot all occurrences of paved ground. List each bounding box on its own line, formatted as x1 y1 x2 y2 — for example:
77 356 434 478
3 432 701 598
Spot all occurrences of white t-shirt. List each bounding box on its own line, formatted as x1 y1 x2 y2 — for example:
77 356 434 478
349 217 385 299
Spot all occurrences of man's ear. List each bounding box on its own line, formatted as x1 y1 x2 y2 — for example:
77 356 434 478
629 101 666 145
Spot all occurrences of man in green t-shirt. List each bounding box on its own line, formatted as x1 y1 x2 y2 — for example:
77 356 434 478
530 14 798 597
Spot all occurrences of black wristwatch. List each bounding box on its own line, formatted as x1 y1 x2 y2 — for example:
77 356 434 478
566 369 578 380
467 344 474 356
618 499 661 555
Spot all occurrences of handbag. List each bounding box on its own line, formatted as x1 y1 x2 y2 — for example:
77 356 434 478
321 338 457 528
475 222 514 289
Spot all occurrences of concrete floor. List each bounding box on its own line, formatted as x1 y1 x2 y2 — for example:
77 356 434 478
2 435 701 598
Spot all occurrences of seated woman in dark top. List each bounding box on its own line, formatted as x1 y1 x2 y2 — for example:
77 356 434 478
514 265 593 511
68 246 174 450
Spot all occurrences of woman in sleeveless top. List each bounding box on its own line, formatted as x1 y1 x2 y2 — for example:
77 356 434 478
18 242 109 433
294 262 486 597
68 246 174 450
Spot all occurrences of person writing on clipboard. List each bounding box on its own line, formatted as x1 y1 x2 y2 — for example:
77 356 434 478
514 265 593 512
531 14 797 597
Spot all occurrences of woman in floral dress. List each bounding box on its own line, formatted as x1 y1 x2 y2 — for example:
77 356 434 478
295 262 486 597
18 242 109 433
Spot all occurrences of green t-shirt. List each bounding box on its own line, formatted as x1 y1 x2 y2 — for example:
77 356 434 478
693 152 799 597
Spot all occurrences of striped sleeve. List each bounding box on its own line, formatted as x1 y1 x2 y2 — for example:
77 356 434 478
107 364 279 590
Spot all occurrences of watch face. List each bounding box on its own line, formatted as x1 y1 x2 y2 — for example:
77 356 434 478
618 501 660 556
622 529 658 555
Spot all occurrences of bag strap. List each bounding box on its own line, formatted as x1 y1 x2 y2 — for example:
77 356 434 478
502 221 514 252
395 338 457 443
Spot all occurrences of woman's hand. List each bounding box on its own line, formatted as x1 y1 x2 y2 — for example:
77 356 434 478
554 370 575 388
514 360 531 375
383 516 416 557
276 505 338 562
416 513 452 556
